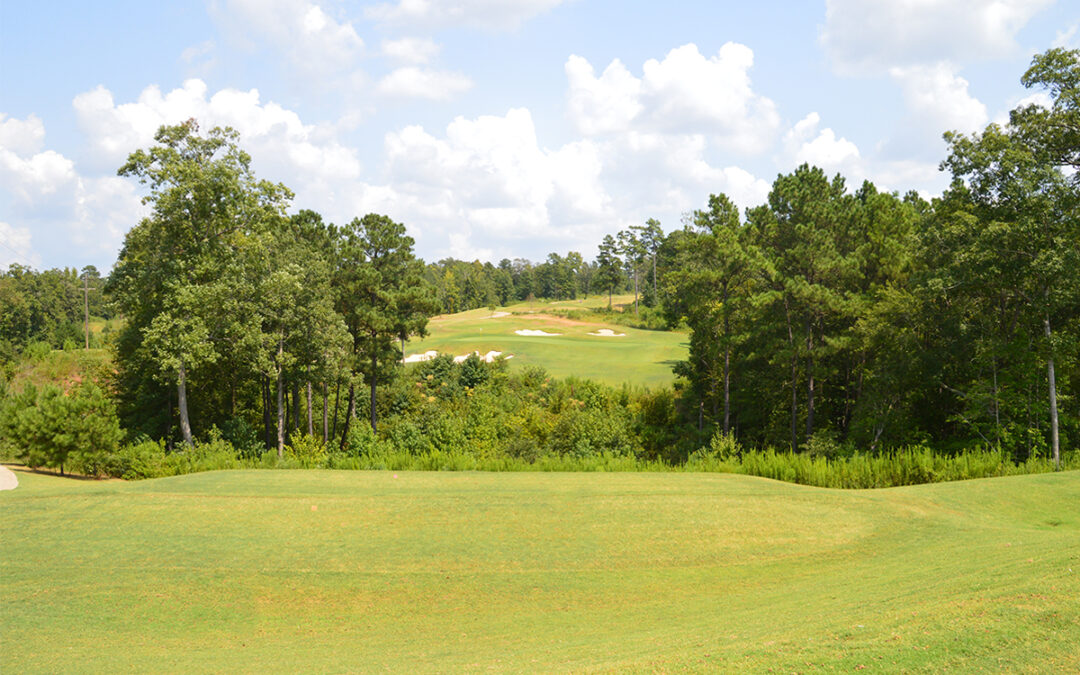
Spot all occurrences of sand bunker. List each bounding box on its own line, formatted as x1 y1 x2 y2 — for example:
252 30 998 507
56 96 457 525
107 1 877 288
0 466 18 491
406 350 511 364
483 311 510 319
589 329 626 337
515 329 562 337
454 350 507 364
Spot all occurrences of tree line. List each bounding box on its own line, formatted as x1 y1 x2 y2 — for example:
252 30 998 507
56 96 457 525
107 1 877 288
0 48 1076 474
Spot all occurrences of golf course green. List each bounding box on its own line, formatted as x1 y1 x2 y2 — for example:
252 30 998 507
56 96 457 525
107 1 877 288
405 298 687 388
2 467 1077 672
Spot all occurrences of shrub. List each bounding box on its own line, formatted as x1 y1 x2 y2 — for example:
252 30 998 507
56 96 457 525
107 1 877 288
287 433 327 467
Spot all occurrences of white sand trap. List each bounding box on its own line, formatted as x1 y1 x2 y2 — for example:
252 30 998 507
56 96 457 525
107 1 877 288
589 329 626 337
515 329 562 337
483 311 510 319
0 466 18 491
453 350 508 364
404 350 439 363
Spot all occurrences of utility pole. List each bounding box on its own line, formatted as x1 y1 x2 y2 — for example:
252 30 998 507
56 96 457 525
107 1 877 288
83 270 90 350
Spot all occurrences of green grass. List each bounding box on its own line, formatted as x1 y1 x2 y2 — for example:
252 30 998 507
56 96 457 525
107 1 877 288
2 467 1078 672
406 298 686 387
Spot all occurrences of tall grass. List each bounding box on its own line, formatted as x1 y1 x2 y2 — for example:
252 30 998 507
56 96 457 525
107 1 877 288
71 438 1077 488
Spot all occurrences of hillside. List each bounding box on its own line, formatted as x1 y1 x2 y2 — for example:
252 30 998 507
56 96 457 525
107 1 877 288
406 298 686 388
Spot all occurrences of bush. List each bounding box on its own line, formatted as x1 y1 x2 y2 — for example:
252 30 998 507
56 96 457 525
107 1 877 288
286 433 327 467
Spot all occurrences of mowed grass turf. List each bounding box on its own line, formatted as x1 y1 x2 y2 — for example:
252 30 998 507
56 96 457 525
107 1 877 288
405 298 686 387
2 468 1078 673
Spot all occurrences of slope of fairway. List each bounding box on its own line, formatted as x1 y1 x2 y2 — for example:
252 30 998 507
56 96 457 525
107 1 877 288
2 468 1078 673
406 302 686 387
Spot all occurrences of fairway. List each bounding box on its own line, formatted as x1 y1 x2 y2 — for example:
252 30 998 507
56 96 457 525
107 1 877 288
405 299 687 387
2 468 1078 672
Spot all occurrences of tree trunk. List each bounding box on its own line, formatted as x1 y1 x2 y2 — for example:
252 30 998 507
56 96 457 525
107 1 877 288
332 377 341 442
608 286 612 310
633 267 639 316
805 322 815 442
306 379 313 437
83 272 89 350
652 254 657 299
723 345 731 435
177 358 193 448
370 350 378 433
291 379 301 434
1045 313 1060 470
276 338 285 459
722 302 731 435
992 358 1000 449
322 382 329 442
262 376 273 450
339 383 355 452
783 297 798 453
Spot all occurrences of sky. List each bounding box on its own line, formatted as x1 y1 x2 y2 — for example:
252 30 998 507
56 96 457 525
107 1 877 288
1 1 1077 272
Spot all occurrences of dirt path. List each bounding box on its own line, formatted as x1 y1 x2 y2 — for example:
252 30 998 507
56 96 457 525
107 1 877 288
0 465 18 491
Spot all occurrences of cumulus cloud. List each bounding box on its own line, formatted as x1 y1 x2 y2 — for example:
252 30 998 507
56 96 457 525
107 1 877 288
890 63 988 135
566 43 780 154
365 0 570 30
0 114 46 157
72 79 362 194
0 114 145 267
382 37 441 64
784 112 861 174
384 109 603 241
377 67 474 100
821 0 1053 74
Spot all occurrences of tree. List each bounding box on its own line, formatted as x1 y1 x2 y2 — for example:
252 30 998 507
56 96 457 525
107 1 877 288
635 218 664 301
110 120 291 446
941 121 1078 469
336 214 436 439
595 235 622 309
0 383 122 475
617 228 645 315
670 195 760 435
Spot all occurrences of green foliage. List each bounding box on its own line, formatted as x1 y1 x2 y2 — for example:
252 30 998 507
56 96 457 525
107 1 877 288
0 382 122 474
286 433 327 467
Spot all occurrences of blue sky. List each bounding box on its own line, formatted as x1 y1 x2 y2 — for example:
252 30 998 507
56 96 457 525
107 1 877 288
1 0 1077 272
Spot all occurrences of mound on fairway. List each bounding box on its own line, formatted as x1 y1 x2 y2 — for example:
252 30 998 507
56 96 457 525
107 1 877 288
2 468 1078 673
406 304 686 387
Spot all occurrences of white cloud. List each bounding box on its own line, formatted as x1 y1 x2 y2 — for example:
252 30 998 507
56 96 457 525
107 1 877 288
72 79 362 190
0 114 146 266
784 112 861 174
565 56 642 135
378 108 626 259
890 63 989 135
0 222 41 269
212 0 364 78
377 67 474 100
0 114 46 157
566 43 780 154
822 0 1053 73
365 0 569 30
382 37 441 64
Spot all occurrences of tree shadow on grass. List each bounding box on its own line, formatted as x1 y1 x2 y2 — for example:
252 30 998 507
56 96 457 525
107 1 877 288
3 463 110 482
